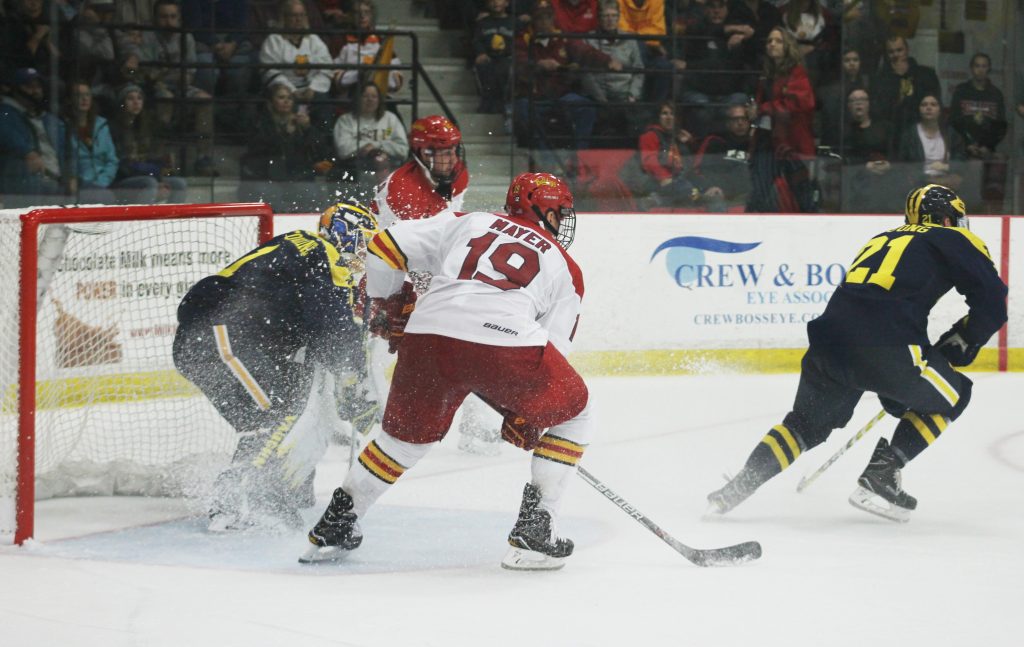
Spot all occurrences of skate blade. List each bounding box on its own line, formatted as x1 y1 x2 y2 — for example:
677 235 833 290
298 543 357 564
848 486 912 523
500 546 566 571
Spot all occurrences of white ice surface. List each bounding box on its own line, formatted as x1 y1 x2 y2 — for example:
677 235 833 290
2 372 1023 647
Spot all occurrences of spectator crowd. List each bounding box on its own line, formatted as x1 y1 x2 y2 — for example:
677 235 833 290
455 0 1014 212
1 0 411 209
0 0 1018 213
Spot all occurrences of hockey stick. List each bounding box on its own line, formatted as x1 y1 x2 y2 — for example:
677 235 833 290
796 408 886 493
576 465 762 567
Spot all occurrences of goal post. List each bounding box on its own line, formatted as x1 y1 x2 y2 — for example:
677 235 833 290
2 203 274 545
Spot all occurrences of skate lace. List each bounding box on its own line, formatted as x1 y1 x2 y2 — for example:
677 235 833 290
324 506 356 525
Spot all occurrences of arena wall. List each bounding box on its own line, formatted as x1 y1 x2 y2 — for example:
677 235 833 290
284 212 1023 375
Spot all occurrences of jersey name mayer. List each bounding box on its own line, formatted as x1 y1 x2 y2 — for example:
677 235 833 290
368 210 584 354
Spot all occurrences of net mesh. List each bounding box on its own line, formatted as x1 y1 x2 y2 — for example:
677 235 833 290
0 207 264 539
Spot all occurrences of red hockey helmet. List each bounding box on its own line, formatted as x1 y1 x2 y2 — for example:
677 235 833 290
505 172 576 249
409 115 463 184
409 115 461 151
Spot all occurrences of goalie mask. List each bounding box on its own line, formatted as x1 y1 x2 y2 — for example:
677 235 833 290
905 184 968 229
319 201 379 258
505 172 576 249
409 115 464 188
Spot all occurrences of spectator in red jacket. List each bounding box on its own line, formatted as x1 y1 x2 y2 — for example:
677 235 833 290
746 27 816 212
553 0 598 33
631 101 725 209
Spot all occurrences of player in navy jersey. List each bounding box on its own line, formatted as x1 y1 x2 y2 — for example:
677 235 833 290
707 184 1007 522
173 203 376 531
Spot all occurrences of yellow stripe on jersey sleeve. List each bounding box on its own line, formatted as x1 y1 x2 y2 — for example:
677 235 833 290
367 231 409 272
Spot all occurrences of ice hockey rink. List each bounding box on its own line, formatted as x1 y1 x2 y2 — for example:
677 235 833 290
1 371 1022 647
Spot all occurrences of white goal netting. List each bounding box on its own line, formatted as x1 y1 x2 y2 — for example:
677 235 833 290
0 204 269 541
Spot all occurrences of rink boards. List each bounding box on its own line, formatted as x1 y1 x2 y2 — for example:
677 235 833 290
281 212 1023 374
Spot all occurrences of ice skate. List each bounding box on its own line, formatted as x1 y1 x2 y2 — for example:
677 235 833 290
848 438 917 523
299 488 363 563
705 470 758 516
501 483 573 571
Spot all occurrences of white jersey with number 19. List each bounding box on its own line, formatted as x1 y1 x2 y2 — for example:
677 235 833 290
365 209 584 355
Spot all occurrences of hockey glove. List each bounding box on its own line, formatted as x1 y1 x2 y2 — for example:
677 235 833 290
473 393 545 450
936 317 982 367
368 282 417 353
500 412 545 451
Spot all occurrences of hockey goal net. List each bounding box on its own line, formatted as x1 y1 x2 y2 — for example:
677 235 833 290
0 203 274 544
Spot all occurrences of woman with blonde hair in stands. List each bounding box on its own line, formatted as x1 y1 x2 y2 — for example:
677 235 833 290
746 27 816 213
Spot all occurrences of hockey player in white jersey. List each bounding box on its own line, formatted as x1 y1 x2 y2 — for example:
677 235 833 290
300 172 594 570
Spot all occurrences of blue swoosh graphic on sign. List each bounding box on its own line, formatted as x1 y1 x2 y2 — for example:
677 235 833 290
650 237 761 261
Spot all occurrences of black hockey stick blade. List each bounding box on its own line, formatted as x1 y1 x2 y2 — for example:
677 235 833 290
576 466 762 567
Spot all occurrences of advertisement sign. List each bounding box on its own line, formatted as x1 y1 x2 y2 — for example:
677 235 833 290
567 214 1016 372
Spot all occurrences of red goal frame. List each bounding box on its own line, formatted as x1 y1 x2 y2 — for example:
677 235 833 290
13 203 274 545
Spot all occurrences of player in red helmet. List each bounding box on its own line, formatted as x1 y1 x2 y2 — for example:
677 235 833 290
372 114 469 227
409 115 464 185
365 115 498 454
302 172 593 571
504 172 577 249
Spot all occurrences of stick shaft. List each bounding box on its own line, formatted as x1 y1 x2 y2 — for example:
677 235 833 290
796 408 886 492
576 465 675 549
576 465 762 566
